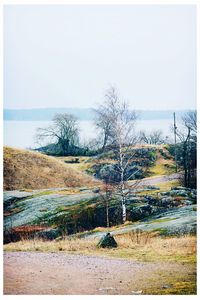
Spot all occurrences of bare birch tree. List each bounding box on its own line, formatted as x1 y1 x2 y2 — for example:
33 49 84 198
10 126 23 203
95 87 138 223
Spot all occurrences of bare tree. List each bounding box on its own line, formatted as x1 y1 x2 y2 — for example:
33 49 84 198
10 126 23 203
35 113 79 156
93 103 113 152
175 111 197 188
95 87 138 223
97 179 116 228
139 130 165 145
139 130 149 144
182 111 197 135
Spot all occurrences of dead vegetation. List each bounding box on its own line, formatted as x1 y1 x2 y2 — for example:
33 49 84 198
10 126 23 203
3 147 98 190
4 232 196 264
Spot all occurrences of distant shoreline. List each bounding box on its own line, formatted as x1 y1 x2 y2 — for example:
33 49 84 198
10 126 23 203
4 108 193 121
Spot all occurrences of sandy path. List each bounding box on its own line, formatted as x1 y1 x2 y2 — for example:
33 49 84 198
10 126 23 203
4 252 195 295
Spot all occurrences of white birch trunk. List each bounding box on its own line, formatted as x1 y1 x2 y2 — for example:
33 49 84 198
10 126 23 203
119 142 127 223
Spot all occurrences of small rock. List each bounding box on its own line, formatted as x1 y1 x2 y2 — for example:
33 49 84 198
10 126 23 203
182 200 193 206
160 192 170 196
146 185 160 190
131 290 143 294
92 188 100 193
161 284 172 289
172 186 189 191
99 287 117 292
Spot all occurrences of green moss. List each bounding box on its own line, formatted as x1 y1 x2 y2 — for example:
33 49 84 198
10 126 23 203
148 151 157 161
136 189 160 196
145 273 196 295
147 217 177 224
151 228 168 235
23 190 55 200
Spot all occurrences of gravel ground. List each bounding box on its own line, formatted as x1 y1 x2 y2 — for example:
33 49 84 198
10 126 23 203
4 252 195 295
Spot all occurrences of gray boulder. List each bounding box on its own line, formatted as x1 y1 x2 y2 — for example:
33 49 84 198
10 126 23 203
145 185 160 190
160 192 170 196
158 197 173 207
126 197 141 204
144 196 158 205
182 200 193 206
35 228 60 240
170 190 189 197
97 233 118 248
188 192 196 200
172 186 190 191
130 205 153 221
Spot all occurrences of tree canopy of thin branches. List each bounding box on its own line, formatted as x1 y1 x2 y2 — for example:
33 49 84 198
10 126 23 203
36 113 80 156
139 130 165 145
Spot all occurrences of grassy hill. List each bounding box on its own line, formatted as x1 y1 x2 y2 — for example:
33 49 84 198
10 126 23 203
3 147 97 191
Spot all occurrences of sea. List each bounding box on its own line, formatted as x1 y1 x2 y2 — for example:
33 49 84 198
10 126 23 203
4 119 174 149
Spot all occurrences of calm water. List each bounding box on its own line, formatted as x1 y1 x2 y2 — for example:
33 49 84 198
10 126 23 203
4 119 173 149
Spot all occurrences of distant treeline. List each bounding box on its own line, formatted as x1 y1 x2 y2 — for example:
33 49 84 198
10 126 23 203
4 108 190 121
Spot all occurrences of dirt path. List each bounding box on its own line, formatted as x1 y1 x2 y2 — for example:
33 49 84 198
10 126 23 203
4 252 195 295
137 173 181 186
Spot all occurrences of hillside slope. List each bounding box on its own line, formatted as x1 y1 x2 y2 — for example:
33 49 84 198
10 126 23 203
3 147 97 190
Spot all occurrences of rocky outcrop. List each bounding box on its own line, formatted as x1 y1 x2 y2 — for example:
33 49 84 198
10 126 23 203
4 185 197 243
130 205 158 221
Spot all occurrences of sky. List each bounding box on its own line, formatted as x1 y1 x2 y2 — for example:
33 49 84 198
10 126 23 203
4 5 196 110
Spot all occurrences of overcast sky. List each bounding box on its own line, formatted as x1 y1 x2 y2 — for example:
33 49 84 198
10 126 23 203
4 5 196 110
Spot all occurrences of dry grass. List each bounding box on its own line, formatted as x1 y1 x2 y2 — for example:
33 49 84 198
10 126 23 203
136 180 179 196
148 150 175 176
4 147 99 190
4 232 196 263
114 232 196 262
155 180 180 191
56 156 116 174
4 237 97 253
